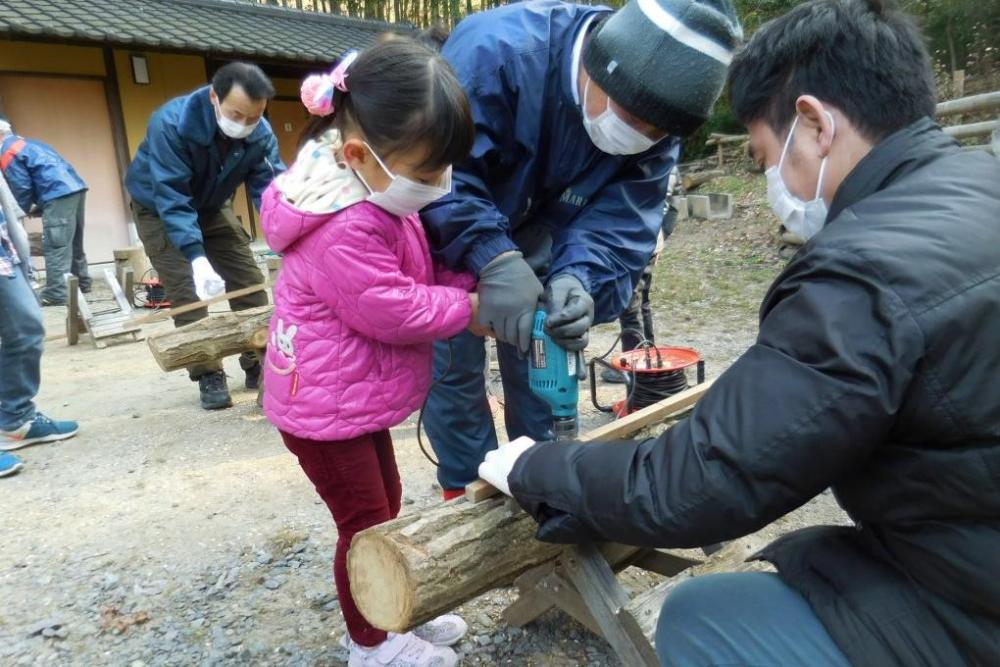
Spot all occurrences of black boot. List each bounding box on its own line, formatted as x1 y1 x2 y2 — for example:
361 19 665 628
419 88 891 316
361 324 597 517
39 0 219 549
198 371 233 410
601 367 628 384
240 353 262 390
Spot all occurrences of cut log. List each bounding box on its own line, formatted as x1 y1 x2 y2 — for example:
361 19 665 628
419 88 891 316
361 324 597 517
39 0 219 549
681 169 724 192
146 305 273 372
348 497 567 632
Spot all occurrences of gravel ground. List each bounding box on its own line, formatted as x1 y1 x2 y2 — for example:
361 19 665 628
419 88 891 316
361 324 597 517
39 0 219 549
0 171 847 666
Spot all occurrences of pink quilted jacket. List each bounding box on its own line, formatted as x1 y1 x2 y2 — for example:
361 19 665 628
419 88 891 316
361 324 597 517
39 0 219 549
260 186 473 441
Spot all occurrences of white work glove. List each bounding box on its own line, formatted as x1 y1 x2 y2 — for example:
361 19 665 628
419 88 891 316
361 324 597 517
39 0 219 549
477 436 537 497
191 256 225 300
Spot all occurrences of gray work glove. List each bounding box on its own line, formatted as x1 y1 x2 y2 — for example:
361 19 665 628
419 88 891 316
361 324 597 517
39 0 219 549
477 251 544 355
544 274 594 351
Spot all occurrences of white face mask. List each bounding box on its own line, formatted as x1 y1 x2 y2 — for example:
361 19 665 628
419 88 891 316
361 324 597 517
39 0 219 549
765 113 834 242
213 99 258 140
355 143 451 217
581 79 658 156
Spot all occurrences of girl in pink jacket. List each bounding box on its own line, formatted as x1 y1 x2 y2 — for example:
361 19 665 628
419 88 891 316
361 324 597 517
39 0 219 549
261 40 477 667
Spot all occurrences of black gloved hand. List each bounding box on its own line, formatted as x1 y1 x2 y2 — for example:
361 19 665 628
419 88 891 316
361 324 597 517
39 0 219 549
544 274 594 351
477 251 544 355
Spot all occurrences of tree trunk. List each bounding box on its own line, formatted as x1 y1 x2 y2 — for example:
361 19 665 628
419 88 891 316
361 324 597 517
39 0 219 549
146 305 273 372
348 499 645 632
682 169 725 192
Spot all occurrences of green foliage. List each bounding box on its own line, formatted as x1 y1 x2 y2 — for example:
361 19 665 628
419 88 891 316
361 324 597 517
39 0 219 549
683 94 743 161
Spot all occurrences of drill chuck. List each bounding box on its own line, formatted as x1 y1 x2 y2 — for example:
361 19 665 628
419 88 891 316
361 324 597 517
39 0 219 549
553 416 579 442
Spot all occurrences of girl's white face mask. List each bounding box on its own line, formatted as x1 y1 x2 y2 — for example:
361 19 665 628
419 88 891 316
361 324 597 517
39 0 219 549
765 112 835 242
355 143 451 217
581 79 658 156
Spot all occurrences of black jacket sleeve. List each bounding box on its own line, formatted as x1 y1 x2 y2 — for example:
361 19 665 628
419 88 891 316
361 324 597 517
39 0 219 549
509 247 926 547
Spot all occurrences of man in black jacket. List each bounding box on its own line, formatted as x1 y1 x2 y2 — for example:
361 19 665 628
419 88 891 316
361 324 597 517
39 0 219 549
478 0 1000 664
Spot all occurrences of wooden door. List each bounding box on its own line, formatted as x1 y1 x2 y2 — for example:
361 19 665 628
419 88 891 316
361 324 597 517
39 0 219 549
267 99 309 167
0 74 130 264
231 100 308 241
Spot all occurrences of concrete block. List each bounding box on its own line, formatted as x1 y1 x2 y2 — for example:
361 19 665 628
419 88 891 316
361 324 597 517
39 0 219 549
687 193 733 220
673 196 688 221
687 195 710 219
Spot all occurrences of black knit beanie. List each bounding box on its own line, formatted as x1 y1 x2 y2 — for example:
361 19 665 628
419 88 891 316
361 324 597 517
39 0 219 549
583 0 742 136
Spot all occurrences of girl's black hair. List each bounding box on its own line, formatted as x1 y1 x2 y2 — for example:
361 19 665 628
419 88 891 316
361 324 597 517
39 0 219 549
300 38 473 172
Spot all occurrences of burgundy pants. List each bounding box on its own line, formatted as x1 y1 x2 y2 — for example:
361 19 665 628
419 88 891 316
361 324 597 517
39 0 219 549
281 429 402 647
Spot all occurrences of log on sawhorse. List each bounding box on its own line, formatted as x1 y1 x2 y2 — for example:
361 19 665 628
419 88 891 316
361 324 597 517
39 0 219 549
489 382 720 665
349 380 729 665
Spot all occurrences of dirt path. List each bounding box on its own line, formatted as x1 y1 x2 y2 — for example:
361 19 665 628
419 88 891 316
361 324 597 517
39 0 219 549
0 174 846 666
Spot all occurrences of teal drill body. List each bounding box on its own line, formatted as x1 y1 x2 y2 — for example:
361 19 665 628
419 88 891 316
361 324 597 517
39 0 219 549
528 310 580 441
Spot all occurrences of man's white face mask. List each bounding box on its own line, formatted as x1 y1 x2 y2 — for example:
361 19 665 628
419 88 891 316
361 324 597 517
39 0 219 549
581 79 658 156
213 97 258 140
765 112 835 241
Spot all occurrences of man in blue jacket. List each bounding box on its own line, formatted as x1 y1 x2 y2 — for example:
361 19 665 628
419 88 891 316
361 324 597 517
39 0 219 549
0 118 89 306
126 62 284 410
421 0 742 497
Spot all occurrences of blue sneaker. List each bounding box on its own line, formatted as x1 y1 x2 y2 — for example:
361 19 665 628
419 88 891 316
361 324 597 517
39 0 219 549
1 414 79 451
0 452 24 477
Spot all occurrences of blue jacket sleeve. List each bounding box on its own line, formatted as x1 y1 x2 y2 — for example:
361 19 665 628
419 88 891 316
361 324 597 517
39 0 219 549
420 57 519 275
2 158 34 212
246 131 285 211
2 139 36 211
146 113 205 261
549 137 680 323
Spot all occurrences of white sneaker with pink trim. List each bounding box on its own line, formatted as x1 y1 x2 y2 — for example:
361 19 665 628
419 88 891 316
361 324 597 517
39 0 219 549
410 614 468 647
347 632 457 667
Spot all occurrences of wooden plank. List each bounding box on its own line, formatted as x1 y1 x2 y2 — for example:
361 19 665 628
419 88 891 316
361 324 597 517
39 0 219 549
504 543 647 630
581 379 714 442
618 578 680 649
465 478 506 504
104 267 133 314
503 564 558 629
65 274 79 346
121 267 135 309
936 91 1000 117
75 281 95 322
619 536 776 647
631 550 703 578
562 543 659 667
126 283 266 327
465 378 716 503
961 143 996 154
706 133 748 145
943 119 1000 140
534 570 603 637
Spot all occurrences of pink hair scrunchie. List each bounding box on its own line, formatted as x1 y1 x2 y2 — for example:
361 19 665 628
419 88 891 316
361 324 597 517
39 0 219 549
300 50 360 117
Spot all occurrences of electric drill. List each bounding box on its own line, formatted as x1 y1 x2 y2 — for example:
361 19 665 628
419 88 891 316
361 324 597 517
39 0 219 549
528 310 584 442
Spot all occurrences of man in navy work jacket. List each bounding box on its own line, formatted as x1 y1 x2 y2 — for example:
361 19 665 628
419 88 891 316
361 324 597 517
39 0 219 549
420 0 743 498
126 62 284 410
480 0 1000 664
0 118 89 306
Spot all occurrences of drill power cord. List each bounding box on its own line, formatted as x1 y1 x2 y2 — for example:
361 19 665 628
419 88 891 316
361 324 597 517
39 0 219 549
592 327 650 411
416 337 454 467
